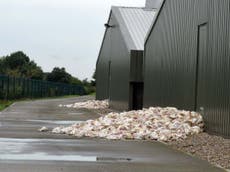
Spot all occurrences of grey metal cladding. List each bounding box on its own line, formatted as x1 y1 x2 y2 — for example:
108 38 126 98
203 0 230 138
96 12 113 100
145 0 163 9
96 11 112 68
112 7 156 51
97 5 156 110
144 0 198 111
144 0 230 138
95 27 111 100
108 13 130 110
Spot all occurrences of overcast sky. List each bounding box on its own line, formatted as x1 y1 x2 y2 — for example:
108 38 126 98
0 0 145 80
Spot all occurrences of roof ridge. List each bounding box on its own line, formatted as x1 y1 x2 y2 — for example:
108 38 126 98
111 6 144 9
112 6 157 12
112 6 151 10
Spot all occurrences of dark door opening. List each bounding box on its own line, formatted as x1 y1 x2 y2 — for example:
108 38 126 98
130 82 143 110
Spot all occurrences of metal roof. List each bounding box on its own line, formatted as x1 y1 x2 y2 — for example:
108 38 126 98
145 0 163 9
112 7 157 51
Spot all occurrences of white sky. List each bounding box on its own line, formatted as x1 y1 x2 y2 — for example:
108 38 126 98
0 0 145 80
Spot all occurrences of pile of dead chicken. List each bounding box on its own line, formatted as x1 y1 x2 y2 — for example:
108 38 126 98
59 100 109 109
52 107 204 142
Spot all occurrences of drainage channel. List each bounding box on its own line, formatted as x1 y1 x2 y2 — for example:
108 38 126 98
97 157 132 162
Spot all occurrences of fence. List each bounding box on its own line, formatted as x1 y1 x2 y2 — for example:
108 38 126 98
0 74 85 100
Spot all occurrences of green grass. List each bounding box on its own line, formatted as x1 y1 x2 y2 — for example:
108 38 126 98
0 95 81 111
90 92 96 96
0 100 14 111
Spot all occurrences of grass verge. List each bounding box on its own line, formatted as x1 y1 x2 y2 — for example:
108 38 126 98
90 92 96 96
0 94 82 111
0 100 14 111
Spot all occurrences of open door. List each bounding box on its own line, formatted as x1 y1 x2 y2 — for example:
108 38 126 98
130 82 143 110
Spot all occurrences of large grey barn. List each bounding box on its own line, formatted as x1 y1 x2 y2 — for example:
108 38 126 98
96 1 159 110
144 0 230 137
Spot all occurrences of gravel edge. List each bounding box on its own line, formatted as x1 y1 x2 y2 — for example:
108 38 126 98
167 133 230 170
79 106 230 170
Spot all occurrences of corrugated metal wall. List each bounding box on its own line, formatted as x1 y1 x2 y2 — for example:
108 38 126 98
96 13 130 110
109 13 130 110
144 0 230 137
202 0 230 137
96 20 112 100
144 0 200 111
97 7 156 110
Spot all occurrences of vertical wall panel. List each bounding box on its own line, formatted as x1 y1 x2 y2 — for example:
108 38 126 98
144 0 230 137
96 27 111 100
202 0 230 137
109 14 130 110
97 13 130 110
144 0 200 111
96 14 114 100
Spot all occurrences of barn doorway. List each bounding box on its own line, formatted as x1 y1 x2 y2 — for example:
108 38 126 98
129 82 143 110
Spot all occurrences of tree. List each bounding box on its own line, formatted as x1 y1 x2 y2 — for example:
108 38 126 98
71 77 83 85
0 51 44 79
46 67 72 84
20 61 43 80
91 70 96 86
0 51 92 95
0 58 4 73
82 72 96 94
5 51 29 69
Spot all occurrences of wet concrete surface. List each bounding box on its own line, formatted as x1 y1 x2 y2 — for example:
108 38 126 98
0 96 225 172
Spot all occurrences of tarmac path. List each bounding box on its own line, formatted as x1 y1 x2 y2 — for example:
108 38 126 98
0 96 224 172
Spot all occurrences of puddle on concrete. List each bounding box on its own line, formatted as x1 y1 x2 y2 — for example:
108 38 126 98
67 112 84 115
7 112 20 114
0 138 131 163
0 153 97 162
0 138 96 162
0 138 77 143
26 120 83 125
0 153 131 162
0 139 26 154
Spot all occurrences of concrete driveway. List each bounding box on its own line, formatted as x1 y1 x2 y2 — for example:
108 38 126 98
0 96 224 172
